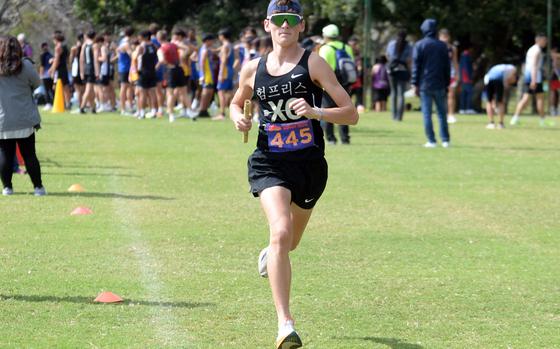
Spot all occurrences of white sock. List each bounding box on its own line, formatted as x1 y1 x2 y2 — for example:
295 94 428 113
277 320 295 340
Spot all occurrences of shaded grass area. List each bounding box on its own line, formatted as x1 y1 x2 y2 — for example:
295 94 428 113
1 111 558 348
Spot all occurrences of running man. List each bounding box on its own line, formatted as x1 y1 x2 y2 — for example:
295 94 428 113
214 28 235 120
511 33 551 127
483 64 517 129
49 30 71 108
229 1 358 347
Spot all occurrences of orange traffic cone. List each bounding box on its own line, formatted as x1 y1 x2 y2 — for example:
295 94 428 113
94 292 123 303
52 79 65 113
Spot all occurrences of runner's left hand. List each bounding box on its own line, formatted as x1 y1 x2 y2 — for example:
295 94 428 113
289 98 318 119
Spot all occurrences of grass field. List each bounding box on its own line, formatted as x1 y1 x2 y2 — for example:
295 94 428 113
0 110 558 348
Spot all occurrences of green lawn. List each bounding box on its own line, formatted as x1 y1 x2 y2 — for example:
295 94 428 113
1 111 558 348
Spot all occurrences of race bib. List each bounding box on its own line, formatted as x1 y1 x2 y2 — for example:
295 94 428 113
265 119 315 153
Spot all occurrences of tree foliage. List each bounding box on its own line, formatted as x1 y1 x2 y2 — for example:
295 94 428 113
74 0 557 65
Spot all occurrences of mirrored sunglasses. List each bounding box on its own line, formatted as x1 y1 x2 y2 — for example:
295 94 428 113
268 13 303 27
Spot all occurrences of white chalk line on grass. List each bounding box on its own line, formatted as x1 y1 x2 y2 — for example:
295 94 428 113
110 177 188 347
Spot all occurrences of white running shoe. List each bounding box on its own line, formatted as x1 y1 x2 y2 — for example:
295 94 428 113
486 123 496 130
447 115 457 124
2 187 13 196
442 141 450 148
187 108 199 120
169 114 176 123
191 99 199 110
510 115 520 125
423 142 437 148
146 111 156 119
34 187 47 196
43 104 52 111
258 247 269 278
276 320 302 349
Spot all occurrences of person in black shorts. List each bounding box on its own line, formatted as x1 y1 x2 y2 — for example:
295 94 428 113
79 30 98 113
229 1 358 348
133 30 158 119
69 34 85 112
157 30 189 122
484 64 517 129
49 30 71 108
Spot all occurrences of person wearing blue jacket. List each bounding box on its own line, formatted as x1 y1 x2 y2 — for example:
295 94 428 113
412 19 451 148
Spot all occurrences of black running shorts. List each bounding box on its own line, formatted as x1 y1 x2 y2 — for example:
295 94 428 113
139 73 157 89
167 66 187 88
485 80 504 103
119 72 130 84
84 74 96 84
97 75 110 86
247 151 328 210
523 82 544 95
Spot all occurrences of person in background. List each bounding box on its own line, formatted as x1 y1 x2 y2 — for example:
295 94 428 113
371 56 390 112
69 34 85 113
412 19 451 148
439 28 459 124
386 29 412 121
214 28 235 121
483 64 517 129
198 33 217 117
348 36 365 113
549 47 560 117
17 33 33 59
318 23 354 145
49 30 71 108
511 33 550 127
0 35 46 196
39 42 54 111
80 30 98 114
459 46 476 114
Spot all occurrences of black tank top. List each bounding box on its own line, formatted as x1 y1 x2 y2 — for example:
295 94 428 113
141 43 157 77
253 50 324 161
57 45 69 74
84 43 94 75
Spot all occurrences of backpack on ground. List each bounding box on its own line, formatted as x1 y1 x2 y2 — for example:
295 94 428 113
327 43 357 86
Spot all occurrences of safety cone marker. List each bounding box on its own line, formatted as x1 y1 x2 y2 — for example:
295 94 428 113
94 291 123 303
68 184 86 193
70 206 93 215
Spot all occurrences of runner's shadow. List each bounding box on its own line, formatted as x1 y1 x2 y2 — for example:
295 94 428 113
0 294 214 309
338 336 424 349
45 192 174 200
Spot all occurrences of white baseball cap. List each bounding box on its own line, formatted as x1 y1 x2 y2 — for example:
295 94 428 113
322 24 339 38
